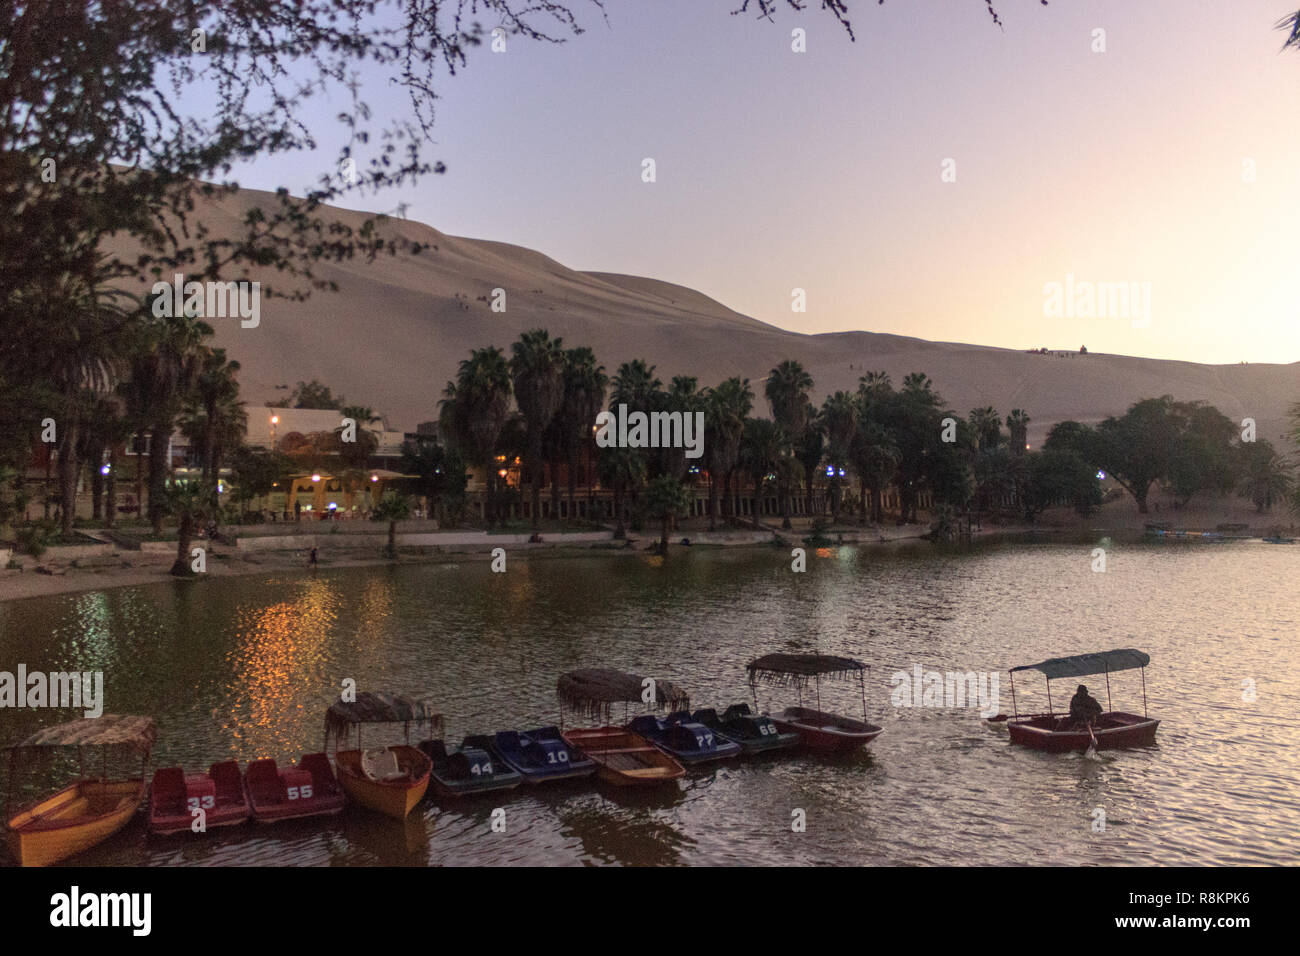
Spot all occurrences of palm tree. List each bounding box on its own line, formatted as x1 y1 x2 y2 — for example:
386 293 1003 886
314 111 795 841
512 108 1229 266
740 418 785 529
181 347 246 524
20 269 133 534
371 492 412 557
820 391 859 522
703 377 752 530
850 419 899 525
123 311 208 533
439 347 512 528
597 445 645 539
164 478 217 577
795 406 824 517
554 347 607 523
765 360 814 441
969 406 1002 453
1006 409 1031 455
644 474 689 553
509 329 565 529
340 405 382 428
1238 439 1293 514
610 358 663 410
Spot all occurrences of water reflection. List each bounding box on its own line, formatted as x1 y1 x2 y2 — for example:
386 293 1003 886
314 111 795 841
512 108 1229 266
0 538 1297 865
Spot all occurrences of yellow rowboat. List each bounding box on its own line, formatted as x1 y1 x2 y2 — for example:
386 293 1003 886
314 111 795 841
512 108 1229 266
6 779 144 867
324 691 442 820
3 715 156 867
333 746 432 820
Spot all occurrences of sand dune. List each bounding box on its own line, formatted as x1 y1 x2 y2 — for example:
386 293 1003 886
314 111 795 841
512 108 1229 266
128 186 1299 444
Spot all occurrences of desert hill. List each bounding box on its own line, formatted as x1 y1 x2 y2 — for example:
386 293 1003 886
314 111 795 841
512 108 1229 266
121 186 1300 446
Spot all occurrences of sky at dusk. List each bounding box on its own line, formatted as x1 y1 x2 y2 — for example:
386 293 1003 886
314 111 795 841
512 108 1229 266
235 0 1300 366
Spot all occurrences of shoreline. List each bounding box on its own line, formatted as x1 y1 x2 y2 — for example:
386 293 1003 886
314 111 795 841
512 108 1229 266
0 521 964 604
3 487 1289 605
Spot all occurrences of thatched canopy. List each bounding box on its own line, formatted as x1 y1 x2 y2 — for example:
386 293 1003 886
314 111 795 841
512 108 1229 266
6 715 156 756
324 692 442 744
556 668 690 718
747 654 868 688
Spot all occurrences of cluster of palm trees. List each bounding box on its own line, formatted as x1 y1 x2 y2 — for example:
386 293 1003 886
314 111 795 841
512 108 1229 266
0 270 249 574
435 329 1047 542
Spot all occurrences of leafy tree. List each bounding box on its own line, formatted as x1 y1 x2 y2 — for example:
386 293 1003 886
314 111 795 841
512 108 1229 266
229 447 291 516
400 437 468 523
597 445 646 539
1026 449 1103 519
291 380 343 410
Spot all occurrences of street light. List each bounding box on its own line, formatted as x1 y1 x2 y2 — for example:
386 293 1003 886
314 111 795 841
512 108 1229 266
270 414 279 446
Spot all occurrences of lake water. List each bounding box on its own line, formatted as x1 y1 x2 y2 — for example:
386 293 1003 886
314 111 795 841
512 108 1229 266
1 537 1296 866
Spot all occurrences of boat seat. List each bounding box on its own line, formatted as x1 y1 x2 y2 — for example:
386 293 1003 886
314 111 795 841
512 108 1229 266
722 703 753 722
361 747 406 782
210 761 244 802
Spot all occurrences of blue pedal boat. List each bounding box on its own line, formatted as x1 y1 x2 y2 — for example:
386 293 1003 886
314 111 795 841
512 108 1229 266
691 703 801 755
419 737 523 799
490 727 597 785
627 712 742 765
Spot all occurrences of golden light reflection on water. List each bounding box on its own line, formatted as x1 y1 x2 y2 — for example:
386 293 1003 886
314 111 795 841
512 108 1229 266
224 577 345 760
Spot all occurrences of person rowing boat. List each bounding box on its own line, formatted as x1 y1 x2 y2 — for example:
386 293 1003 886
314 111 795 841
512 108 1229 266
1068 684 1103 747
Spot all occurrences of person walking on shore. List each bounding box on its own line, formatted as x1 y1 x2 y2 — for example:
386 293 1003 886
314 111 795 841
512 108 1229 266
308 546 318 573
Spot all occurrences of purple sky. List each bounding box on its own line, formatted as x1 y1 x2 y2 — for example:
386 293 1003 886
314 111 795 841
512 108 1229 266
236 0 1300 365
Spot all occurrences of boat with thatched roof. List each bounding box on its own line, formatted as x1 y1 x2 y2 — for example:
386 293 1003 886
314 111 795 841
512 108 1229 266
746 654 883 752
325 692 436 819
556 668 688 787
4 715 156 867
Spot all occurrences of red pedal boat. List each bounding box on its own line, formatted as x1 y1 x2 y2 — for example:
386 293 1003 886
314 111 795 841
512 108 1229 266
149 760 250 835
245 753 345 823
746 654 883 753
994 648 1160 752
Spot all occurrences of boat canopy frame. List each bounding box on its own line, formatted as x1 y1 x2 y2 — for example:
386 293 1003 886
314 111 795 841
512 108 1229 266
746 654 870 722
324 691 443 750
3 715 157 812
555 667 690 725
1008 649 1150 719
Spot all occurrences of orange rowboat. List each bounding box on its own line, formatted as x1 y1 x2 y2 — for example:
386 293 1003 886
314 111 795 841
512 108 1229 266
556 668 690 788
324 691 441 819
333 746 432 819
560 726 685 787
3 715 156 867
